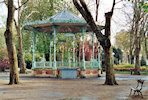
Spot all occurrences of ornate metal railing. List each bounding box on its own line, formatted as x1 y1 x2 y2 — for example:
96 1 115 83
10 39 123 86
35 61 52 68
34 61 100 69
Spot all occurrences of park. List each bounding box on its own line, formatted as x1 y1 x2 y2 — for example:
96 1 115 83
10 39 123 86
0 0 148 100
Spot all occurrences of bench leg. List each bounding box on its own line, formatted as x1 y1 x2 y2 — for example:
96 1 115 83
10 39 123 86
139 91 143 98
129 89 132 96
134 91 136 95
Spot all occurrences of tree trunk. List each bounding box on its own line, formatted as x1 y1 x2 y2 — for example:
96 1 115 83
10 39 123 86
129 22 134 64
134 21 140 75
95 0 100 21
18 27 26 73
4 0 20 84
103 12 117 85
104 45 117 85
145 36 148 59
73 0 117 85
14 0 26 73
14 19 26 74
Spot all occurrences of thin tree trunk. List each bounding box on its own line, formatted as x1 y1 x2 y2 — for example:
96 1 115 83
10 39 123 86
130 22 134 64
14 0 26 73
14 18 26 74
95 0 100 21
4 0 20 84
18 27 26 73
145 37 148 59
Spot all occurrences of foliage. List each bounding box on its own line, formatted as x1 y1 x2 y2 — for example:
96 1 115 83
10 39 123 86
126 0 148 75
21 0 78 22
115 30 131 52
22 30 33 52
24 53 32 69
115 71 148 75
0 28 7 61
113 47 122 65
127 0 148 12
114 63 135 68
140 55 146 66
21 0 79 55
35 32 51 55
114 63 148 71
35 54 41 62
0 57 9 71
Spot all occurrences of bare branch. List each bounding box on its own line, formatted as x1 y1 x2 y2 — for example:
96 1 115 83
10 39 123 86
111 0 116 14
73 0 105 43
15 0 29 10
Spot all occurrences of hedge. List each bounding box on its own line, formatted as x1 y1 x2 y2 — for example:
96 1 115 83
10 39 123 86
114 63 148 71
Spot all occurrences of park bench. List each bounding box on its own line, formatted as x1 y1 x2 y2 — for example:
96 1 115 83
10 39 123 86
129 79 144 98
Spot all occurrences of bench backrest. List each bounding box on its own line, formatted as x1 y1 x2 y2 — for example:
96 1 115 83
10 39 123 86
136 79 144 90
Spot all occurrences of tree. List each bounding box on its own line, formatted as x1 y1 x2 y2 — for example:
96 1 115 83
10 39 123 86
4 0 20 84
14 0 30 73
0 29 7 61
145 30 148 60
115 30 134 63
131 0 147 75
113 47 122 64
73 0 118 85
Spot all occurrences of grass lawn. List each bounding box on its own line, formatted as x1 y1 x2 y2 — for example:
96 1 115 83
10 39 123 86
115 71 148 75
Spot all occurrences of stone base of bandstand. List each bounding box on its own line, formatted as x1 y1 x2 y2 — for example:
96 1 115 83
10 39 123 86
32 68 57 77
31 67 102 78
78 68 102 78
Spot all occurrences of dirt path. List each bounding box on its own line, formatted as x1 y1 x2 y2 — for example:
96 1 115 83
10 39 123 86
0 72 148 100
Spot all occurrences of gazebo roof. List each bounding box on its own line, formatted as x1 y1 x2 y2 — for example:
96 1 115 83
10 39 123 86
23 8 103 33
46 8 86 24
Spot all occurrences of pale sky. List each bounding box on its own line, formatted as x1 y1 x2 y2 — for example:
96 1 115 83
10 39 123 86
0 0 132 45
85 0 132 45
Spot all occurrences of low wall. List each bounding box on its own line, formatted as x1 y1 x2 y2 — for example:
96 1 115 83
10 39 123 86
32 68 102 78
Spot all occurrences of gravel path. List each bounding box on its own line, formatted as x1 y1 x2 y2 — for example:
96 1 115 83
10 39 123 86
0 72 148 100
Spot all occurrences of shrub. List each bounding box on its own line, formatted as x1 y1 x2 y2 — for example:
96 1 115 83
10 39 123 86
140 66 146 70
25 53 32 69
114 63 135 71
140 55 146 66
35 54 41 61
0 61 9 71
123 64 135 68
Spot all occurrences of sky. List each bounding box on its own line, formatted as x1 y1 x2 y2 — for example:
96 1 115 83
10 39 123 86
0 0 7 28
0 0 133 45
85 0 133 45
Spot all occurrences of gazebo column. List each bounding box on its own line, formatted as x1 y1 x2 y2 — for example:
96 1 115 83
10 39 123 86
73 34 75 67
53 26 57 68
92 32 95 68
49 37 52 67
82 27 86 69
32 30 35 69
98 41 100 68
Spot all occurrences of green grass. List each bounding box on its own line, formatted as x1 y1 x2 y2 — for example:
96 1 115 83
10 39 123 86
115 71 148 75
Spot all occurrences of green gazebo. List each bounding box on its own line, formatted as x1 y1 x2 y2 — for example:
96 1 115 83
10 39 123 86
23 8 102 78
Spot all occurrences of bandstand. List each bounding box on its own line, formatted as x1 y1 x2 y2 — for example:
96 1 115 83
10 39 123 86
23 8 102 78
